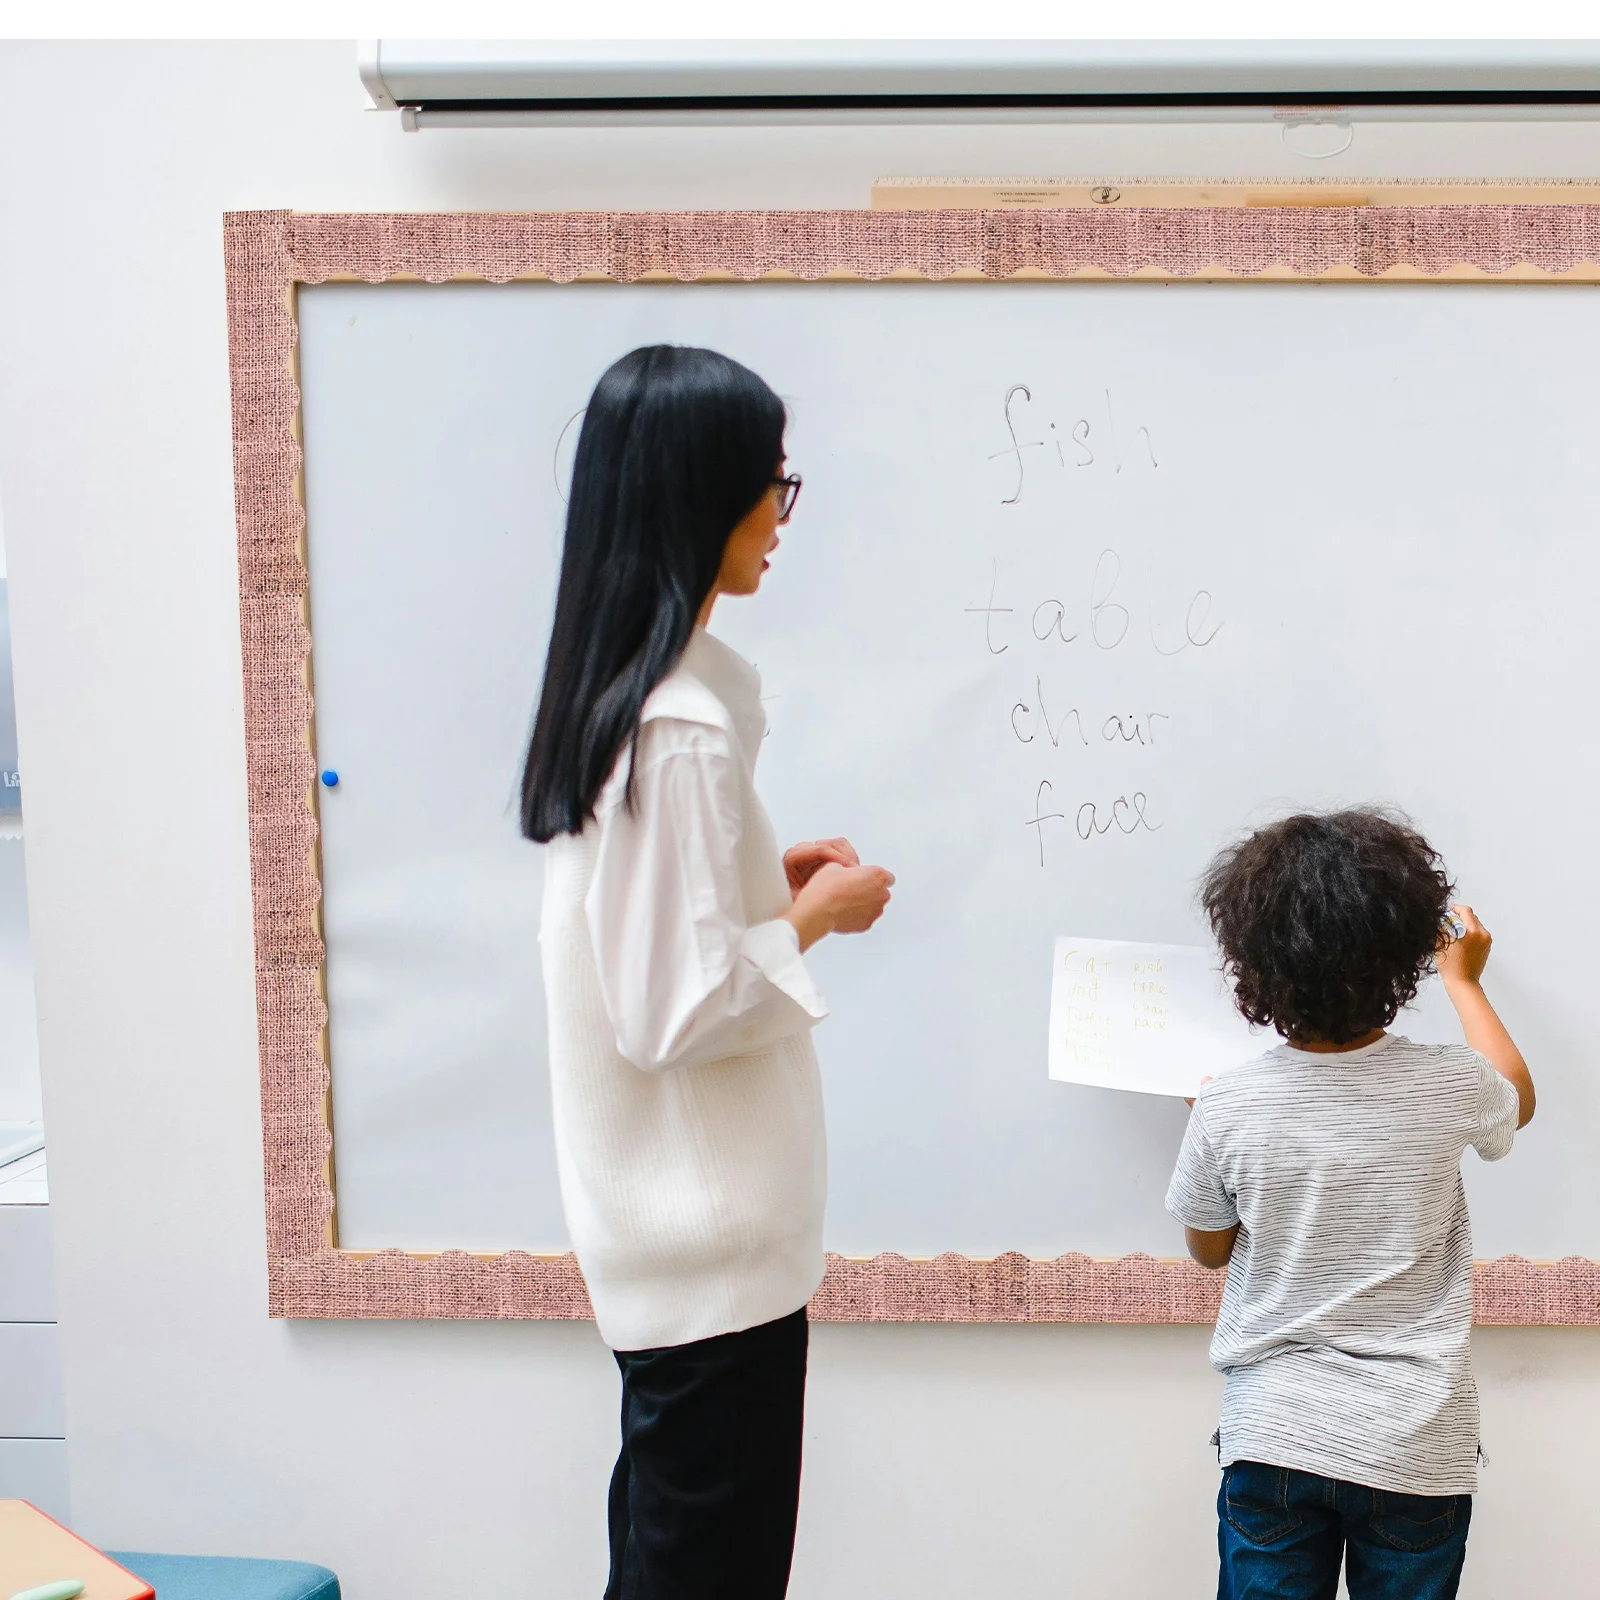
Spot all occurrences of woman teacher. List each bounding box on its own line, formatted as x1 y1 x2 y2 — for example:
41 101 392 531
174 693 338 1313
522 344 895 1600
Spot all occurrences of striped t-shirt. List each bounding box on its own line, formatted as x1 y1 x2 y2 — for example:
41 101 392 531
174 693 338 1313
1166 1033 1520 1495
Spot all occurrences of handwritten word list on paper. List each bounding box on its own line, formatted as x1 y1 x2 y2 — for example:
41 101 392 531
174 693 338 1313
1047 938 1263 1098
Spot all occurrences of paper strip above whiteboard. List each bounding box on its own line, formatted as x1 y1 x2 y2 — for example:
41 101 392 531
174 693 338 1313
1048 938 1265 1099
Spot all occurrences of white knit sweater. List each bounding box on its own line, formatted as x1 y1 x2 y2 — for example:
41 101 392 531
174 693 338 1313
540 631 829 1351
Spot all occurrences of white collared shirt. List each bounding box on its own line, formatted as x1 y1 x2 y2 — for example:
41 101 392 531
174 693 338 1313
585 628 828 1070
540 627 830 1349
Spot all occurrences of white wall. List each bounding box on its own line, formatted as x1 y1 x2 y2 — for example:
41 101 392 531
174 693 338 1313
0 499 43 1124
2 40 1599 1598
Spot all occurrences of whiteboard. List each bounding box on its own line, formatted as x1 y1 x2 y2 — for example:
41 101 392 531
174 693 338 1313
297 279 1600 1262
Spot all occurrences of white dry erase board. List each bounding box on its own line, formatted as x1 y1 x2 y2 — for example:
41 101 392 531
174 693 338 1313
300 274 1593 1250
229 206 1600 1323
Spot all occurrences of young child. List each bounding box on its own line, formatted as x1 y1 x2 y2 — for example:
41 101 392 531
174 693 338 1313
1167 808 1535 1600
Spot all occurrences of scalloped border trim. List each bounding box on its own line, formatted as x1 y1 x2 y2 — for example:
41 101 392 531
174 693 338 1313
267 1249 1600 1325
225 205 1600 1323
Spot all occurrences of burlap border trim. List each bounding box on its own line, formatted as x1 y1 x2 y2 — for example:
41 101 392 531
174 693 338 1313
279 204 1600 283
265 1249 1600 1326
225 206 1600 1323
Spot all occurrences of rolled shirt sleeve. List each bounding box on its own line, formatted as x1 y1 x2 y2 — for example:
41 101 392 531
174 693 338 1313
584 718 828 1073
1166 1100 1240 1232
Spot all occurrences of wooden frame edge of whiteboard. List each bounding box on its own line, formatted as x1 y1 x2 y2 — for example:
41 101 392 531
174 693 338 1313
870 178 1600 211
288 265 1600 287
334 1247 575 1264
234 207 1600 1324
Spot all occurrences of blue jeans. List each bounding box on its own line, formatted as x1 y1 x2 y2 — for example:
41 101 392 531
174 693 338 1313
1218 1461 1471 1600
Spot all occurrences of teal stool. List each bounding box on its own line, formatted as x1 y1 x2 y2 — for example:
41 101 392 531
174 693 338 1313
106 1553 339 1600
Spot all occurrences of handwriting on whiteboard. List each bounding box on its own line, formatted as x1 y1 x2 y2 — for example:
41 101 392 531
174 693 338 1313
970 381 1223 865
988 385 1159 506
1010 693 1169 750
1027 783 1161 866
964 558 1222 659
965 558 1221 865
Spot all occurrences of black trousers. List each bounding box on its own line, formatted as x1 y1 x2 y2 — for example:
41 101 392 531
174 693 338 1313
605 1307 809 1600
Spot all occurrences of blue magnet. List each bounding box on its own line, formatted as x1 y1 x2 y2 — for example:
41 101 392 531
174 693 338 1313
320 770 339 788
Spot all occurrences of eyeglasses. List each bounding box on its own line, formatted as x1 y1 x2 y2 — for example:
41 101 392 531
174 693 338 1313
772 473 802 523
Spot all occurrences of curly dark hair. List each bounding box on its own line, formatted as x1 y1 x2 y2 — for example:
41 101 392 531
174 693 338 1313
1200 808 1455 1047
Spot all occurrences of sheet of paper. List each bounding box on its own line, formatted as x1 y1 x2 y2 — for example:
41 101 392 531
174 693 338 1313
1047 937 1266 1098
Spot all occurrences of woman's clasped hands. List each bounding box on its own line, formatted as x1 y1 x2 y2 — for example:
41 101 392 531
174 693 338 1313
782 837 894 950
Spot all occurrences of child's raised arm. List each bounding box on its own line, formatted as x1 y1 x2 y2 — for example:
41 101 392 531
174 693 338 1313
1438 904 1535 1128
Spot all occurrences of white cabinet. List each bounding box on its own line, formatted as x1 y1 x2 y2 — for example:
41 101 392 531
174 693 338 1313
0 1204 55 1320
0 1437 68 1522
0 1321 64 1437
1 1191 66 1520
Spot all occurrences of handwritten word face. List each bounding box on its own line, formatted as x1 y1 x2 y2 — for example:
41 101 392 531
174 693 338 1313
1028 781 1162 866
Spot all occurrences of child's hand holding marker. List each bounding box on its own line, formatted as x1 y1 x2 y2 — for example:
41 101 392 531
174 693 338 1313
1437 903 1486 982
1436 903 1535 1127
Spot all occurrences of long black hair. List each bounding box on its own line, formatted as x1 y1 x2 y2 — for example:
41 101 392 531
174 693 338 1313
520 345 786 841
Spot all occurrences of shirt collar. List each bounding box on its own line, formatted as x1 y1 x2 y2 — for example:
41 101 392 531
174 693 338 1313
681 628 767 765
1271 1033 1398 1065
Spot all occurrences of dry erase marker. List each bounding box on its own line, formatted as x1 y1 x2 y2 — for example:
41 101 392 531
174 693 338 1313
1441 911 1467 942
